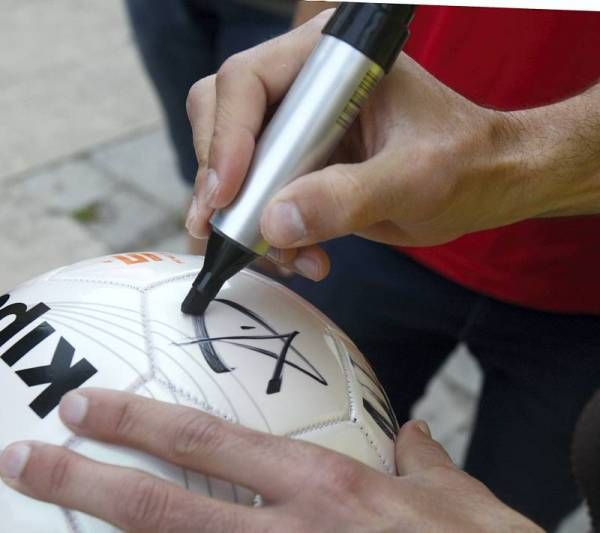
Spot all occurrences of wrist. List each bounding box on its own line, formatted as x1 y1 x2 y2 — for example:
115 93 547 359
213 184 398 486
477 108 564 223
492 93 600 219
447 107 544 230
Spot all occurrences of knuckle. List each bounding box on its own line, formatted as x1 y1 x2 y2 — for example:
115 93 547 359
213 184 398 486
186 81 202 118
168 412 226 460
217 54 245 86
201 505 245 533
424 439 451 461
239 428 275 457
186 77 213 118
113 398 141 439
187 76 216 169
321 454 364 495
186 82 199 115
405 441 454 470
116 476 171 530
47 451 73 495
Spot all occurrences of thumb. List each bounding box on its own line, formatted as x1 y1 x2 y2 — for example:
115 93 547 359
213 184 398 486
395 420 456 476
260 157 394 249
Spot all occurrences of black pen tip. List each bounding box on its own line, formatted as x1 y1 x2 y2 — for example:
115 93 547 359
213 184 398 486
180 230 257 317
181 285 211 316
266 378 282 395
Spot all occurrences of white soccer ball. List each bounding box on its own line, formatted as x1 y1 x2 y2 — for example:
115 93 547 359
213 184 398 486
0 252 398 532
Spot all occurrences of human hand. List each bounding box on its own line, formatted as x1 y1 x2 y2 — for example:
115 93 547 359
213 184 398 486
0 388 541 532
293 1 335 27
186 199 292 278
185 11 538 281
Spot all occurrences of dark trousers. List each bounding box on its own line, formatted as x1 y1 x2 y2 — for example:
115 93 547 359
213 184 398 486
288 236 600 531
125 0 291 184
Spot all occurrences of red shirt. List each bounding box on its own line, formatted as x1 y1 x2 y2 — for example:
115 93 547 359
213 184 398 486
400 7 600 314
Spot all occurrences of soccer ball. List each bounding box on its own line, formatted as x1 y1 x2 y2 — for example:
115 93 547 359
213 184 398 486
0 252 398 532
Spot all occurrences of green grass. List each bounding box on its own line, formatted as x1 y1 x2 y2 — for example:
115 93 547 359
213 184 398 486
71 203 101 224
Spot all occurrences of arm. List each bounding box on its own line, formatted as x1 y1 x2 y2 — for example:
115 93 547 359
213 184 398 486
184 13 600 279
501 82 600 218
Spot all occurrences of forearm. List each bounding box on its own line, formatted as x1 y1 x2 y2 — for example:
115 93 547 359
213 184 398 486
293 1 336 27
499 82 600 218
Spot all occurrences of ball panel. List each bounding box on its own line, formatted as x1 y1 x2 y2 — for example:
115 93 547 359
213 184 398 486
291 421 393 474
48 253 199 290
145 273 353 436
0 484 70 533
0 286 141 447
328 329 398 473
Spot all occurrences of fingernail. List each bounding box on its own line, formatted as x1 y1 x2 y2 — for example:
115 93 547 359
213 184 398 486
205 169 219 208
264 202 306 245
294 256 319 280
266 248 281 263
415 421 431 437
185 194 198 234
0 443 31 480
60 392 89 426
185 195 206 239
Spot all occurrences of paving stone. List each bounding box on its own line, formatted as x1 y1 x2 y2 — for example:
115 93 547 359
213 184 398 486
0 0 161 182
558 506 590 533
436 426 472 467
151 232 189 255
83 189 177 252
0 1 131 89
412 345 482 466
440 345 483 397
413 348 479 466
414 347 588 532
13 159 115 214
0 190 108 294
91 129 190 213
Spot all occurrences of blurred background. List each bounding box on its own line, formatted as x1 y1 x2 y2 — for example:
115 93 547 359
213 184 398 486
0 1 587 530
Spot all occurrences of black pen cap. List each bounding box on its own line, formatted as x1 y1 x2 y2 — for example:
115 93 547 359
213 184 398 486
323 3 416 73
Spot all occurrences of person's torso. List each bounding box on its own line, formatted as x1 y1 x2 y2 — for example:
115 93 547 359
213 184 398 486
400 6 600 314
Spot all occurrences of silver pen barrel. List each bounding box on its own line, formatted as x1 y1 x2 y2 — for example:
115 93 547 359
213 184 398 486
211 35 384 255
182 4 416 316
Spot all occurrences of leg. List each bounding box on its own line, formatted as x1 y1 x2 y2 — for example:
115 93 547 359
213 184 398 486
214 3 292 65
464 300 600 530
288 238 469 422
125 0 219 185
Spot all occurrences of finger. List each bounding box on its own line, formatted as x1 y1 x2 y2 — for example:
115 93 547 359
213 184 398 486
206 11 333 209
261 156 398 249
186 168 217 239
185 76 218 239
0 442 262 533
187 74 217 173
58 389 325 501
250 257 295 279
395 421 456 476
266 244 330 281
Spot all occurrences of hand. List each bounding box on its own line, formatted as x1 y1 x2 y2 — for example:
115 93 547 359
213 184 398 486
293 1 335 27
186 199 292 279
184 12 537 281
0 389 542 532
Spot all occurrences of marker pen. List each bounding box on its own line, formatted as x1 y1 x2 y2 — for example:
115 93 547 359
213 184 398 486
182 3 416 316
